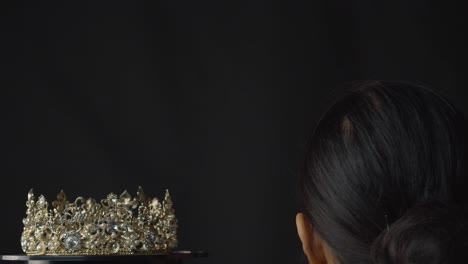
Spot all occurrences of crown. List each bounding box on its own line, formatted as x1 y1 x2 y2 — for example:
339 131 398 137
20 187 178 255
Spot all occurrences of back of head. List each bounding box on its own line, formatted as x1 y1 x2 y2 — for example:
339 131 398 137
297 81 468 264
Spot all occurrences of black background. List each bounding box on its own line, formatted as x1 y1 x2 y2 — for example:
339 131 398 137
1 1 468 264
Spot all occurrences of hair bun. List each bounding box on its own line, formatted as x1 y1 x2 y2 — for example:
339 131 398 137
370 201 468 264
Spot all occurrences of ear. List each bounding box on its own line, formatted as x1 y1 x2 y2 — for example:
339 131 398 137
296 213 329 264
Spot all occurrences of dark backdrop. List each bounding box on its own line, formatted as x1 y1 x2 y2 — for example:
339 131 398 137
2 1 468 264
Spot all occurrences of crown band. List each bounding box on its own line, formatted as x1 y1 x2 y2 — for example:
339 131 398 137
21 187 178 255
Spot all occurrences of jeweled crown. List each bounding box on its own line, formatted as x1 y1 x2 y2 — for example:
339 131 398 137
21 187 178 255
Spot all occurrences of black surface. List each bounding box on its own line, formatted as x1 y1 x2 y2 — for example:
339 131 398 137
1 251 208 261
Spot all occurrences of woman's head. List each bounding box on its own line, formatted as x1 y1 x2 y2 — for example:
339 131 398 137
296 81 468 264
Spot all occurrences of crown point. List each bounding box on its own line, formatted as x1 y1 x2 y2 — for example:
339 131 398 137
57 190 66 201
163 190 173 207
120 190 131 204
36 195 47 209
137 186 146 202
27 189 34 199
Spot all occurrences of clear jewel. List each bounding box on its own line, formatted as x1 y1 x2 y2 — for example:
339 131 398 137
63 234 81 251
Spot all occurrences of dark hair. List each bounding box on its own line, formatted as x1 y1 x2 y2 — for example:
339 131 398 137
297 81 468 264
